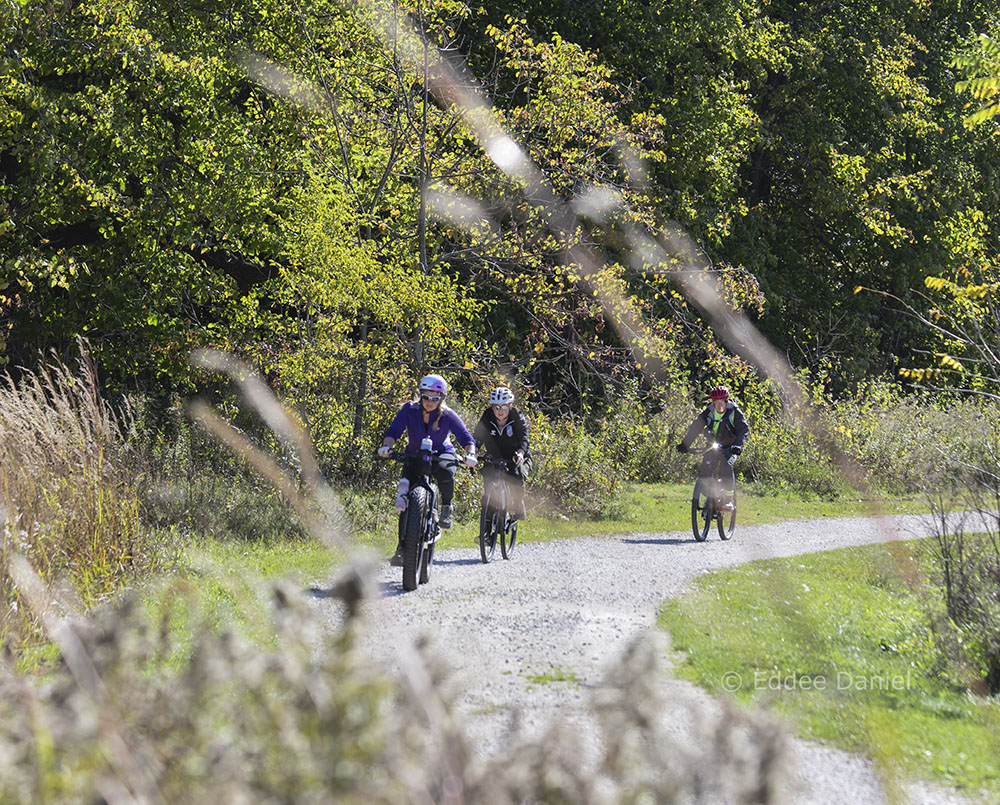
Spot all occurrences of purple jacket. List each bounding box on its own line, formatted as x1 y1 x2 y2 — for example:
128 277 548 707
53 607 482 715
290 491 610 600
384 402 475 455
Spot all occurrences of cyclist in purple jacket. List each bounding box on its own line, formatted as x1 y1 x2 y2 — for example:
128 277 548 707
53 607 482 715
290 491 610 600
377 374 477 565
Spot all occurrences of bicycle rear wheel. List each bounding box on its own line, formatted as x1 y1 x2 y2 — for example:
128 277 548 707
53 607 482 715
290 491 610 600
717 489 736 541
691 478 713 542
402 487 428 591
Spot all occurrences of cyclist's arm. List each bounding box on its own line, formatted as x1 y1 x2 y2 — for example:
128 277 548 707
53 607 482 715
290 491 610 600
473 415 489 449
448 410 477 453
732 407 750 450
680 414 706 451
383 403 411 443
512 409 530 455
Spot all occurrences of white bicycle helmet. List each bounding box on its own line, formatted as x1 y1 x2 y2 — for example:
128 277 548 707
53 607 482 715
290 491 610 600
488 386 515 405
418 374 448 396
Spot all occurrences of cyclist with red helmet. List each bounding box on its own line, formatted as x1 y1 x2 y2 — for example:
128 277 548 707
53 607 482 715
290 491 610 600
378 374 477 565
676 385 749 510
473 386 532 522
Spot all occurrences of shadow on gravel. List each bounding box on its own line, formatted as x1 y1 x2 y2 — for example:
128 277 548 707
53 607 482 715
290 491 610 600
433 557 486 566
377 582 408 597
621 536 693 546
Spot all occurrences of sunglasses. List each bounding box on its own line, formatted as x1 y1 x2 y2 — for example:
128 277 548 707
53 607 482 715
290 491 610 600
492 403 510 410
420 393 442 402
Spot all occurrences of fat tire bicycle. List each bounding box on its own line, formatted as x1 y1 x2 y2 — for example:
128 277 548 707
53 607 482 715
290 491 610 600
389 448 463 591
688 444 737 542
478 454 519 562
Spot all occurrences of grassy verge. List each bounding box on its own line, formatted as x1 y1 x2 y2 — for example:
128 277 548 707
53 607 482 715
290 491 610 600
356 482 927 556
139 538 341 665
659 541 1000 797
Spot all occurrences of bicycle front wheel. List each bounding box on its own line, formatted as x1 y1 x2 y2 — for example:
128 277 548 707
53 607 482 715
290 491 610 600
717 489 736 541
501 516 517 559
691 478 713 542
479 497 498 563
403 486 428 591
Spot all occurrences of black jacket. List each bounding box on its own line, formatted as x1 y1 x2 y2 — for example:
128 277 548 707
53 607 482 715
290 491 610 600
681 400 749 454
473 406 530 460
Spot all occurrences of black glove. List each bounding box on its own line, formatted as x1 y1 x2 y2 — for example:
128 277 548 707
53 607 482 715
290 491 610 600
729 445 742 455
676 443 688 454
727 453 738 468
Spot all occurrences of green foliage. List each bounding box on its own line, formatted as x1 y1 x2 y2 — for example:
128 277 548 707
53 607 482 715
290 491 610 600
1 0 312 384
954 32 1000 128
530 412 622 515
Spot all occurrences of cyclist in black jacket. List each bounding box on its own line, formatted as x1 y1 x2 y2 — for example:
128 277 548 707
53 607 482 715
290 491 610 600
676 385 749 510
473 386 532 521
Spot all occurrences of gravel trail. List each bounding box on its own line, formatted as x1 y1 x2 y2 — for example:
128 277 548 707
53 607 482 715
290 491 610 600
314 513 980 804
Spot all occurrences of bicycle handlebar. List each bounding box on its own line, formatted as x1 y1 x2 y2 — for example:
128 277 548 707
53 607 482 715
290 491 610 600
479 453 512 467
382 450 468 468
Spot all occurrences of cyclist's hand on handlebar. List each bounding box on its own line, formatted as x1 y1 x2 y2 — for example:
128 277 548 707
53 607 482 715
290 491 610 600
377 445 393 459
513 450 524 467
464 453 478 468
676 442 688 454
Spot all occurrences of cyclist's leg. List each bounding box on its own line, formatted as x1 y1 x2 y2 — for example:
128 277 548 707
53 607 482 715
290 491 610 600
392 462 419 565
432 458 458 527
712 452 736 509
509 470 527 520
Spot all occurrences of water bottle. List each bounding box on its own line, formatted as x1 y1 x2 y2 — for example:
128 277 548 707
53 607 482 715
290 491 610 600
420 437 433 453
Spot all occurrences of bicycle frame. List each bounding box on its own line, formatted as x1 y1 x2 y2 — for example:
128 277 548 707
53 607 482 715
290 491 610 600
696 444 731 505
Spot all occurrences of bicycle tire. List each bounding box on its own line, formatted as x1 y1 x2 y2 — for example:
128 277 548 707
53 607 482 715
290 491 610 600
479 490 498 564
402 486 428 591
691 477 713 542
501 519 517 559
420 538 434 584
717 489 736 541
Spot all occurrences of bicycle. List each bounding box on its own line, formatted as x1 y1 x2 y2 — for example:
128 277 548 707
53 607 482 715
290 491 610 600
388 443 463 591
478 454 518 562
687 443 737 542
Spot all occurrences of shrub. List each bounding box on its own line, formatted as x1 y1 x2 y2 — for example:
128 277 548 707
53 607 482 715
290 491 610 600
530 414 622 516
133 398 305 543
595 389 693 483
827 383 985 495
924 455 1000 694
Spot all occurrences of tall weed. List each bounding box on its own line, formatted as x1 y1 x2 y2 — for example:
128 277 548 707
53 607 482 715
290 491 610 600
0 353 151 648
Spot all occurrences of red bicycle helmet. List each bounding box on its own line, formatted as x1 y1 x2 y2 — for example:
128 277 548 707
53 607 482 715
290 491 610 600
709 385 730 401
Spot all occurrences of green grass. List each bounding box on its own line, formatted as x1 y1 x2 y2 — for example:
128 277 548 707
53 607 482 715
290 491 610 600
140 537 340 666
524 666 581 687
659 541 1000 797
